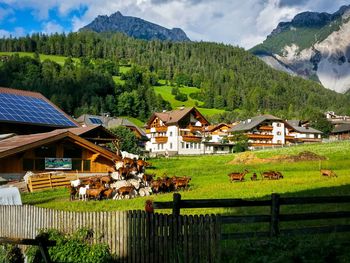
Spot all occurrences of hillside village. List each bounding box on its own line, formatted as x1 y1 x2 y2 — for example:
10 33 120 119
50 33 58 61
0 86 347 181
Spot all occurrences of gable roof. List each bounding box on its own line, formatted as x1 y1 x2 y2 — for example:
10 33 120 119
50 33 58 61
286 121 322 134
228 115 282 132
206 123 232 132
76 114 146 137
332 123 350 133
147 107 210 127
0 129 116 160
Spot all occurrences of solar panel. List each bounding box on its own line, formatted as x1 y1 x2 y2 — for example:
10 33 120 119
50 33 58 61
0 92 77 127
89 117 103 125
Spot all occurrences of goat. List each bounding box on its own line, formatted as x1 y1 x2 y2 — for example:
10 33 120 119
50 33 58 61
320 169 337 177
117 186 135 199
228 169 249 182
251 173 258 181
78 185 89 201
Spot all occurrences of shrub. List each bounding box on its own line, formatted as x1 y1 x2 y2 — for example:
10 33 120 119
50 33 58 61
0 244 24 263
26 228 114 263
175 92 188 102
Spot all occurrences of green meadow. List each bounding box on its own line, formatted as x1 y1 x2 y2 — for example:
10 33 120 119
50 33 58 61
0 51 79 64
22 141 350 215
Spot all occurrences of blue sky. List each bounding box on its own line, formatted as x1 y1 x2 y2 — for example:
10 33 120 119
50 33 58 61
0 0 348 48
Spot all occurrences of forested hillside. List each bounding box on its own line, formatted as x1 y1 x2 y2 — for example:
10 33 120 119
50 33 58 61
1 31 350 121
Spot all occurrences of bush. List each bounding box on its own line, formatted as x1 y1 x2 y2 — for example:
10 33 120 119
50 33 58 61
26 228 114 263
0 244 24 263
175 92 188 102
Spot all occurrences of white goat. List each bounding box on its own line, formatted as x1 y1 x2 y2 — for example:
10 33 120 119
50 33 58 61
121 151 139 160
70 179 81 188
78 185 89 201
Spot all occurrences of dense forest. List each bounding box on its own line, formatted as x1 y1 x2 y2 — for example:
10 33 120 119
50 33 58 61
1 31 350 121
0 54 170 119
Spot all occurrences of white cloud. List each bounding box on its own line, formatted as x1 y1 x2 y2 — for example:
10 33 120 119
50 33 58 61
0 27 25 38
2 0 350 48
42 21 64 34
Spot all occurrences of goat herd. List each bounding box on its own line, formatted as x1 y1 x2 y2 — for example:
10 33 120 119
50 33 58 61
68 156 191 201
228 168 337 182
228 169 284 182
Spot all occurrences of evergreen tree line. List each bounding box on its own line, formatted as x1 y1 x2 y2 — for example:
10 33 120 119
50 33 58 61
1 31 350 119
0 54 169 119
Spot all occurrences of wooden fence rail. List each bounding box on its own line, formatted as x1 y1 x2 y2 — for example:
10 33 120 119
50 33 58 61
154 193 350 239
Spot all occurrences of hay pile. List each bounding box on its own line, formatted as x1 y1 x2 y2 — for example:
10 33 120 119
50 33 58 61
229 151 326 165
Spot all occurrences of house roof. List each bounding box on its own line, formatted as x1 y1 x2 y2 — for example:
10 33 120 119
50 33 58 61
286 121 323 134
147 107 210 127
228 115 282 132
0 87 78 128
332 123 350 133
0 129 116 160
76 114 147 137
206 123 232 132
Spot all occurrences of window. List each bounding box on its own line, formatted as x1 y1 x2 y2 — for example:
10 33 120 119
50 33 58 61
186 143 189 149
63 144 82 158
277 123 281 127
83 160 91 171
277 140 282 144
181 142 184 148
170 143 173 149
169 131 173 137
35 144 56 158
277 131 281 135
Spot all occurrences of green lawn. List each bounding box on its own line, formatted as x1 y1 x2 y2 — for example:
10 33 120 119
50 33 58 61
153 83 225 116
22 141 350 215
120 116 145 127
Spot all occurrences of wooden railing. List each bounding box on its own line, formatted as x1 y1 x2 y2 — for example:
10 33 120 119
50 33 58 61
155 136 168 143
154 193 350 239
182 135 202 143
0 235 55 263
247 133 273 139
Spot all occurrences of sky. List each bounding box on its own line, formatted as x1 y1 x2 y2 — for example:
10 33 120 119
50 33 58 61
0 0 348 49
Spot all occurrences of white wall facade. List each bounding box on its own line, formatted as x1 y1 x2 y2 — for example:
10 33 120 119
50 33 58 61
272 122 285 144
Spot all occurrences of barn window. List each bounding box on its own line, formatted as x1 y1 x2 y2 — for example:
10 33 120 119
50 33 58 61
63 144 82 158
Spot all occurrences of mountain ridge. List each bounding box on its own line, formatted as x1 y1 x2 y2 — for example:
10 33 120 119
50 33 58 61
251 5 350 93
79 11 190 42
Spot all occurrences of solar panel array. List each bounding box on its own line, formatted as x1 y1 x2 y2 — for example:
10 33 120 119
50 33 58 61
89 117 103 125
0 93 77 127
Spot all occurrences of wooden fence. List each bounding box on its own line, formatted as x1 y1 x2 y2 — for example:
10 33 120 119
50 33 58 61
27 173 80 192
154 193 350 239
0 205 220 262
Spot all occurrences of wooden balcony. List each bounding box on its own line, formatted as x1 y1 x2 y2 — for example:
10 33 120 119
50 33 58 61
188 125 203 133
285 135 295 140
296 138 322 143
155 136 168 143
182 135 202 143
247 133 273 139
258 126 273 131
155 126 168 132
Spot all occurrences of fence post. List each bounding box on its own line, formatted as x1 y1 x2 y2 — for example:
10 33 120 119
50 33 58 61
270 193 280 237
36 233 52 263
173 193 181 216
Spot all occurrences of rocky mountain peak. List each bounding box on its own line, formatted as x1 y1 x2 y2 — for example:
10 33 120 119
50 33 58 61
79 11 190 42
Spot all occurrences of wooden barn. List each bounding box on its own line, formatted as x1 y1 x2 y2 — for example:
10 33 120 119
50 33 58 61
0 129 117 179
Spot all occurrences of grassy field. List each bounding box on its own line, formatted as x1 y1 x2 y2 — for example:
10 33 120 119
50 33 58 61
0 51 79 64
22 141 350 215
153 83 225 116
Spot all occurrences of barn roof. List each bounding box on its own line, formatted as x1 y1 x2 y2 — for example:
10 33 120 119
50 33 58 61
332 123 350 133
0 129 116 160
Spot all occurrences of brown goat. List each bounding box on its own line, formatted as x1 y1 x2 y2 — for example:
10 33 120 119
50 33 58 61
228 169 249 182
320 169 337 177
86 186 105 200
173 177 191 190
117 186 135 199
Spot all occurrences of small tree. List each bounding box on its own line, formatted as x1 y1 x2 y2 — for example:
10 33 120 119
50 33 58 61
229 132 249 152
109 126 140 154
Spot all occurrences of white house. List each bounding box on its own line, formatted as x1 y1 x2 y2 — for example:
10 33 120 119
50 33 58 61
145 107 210 156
